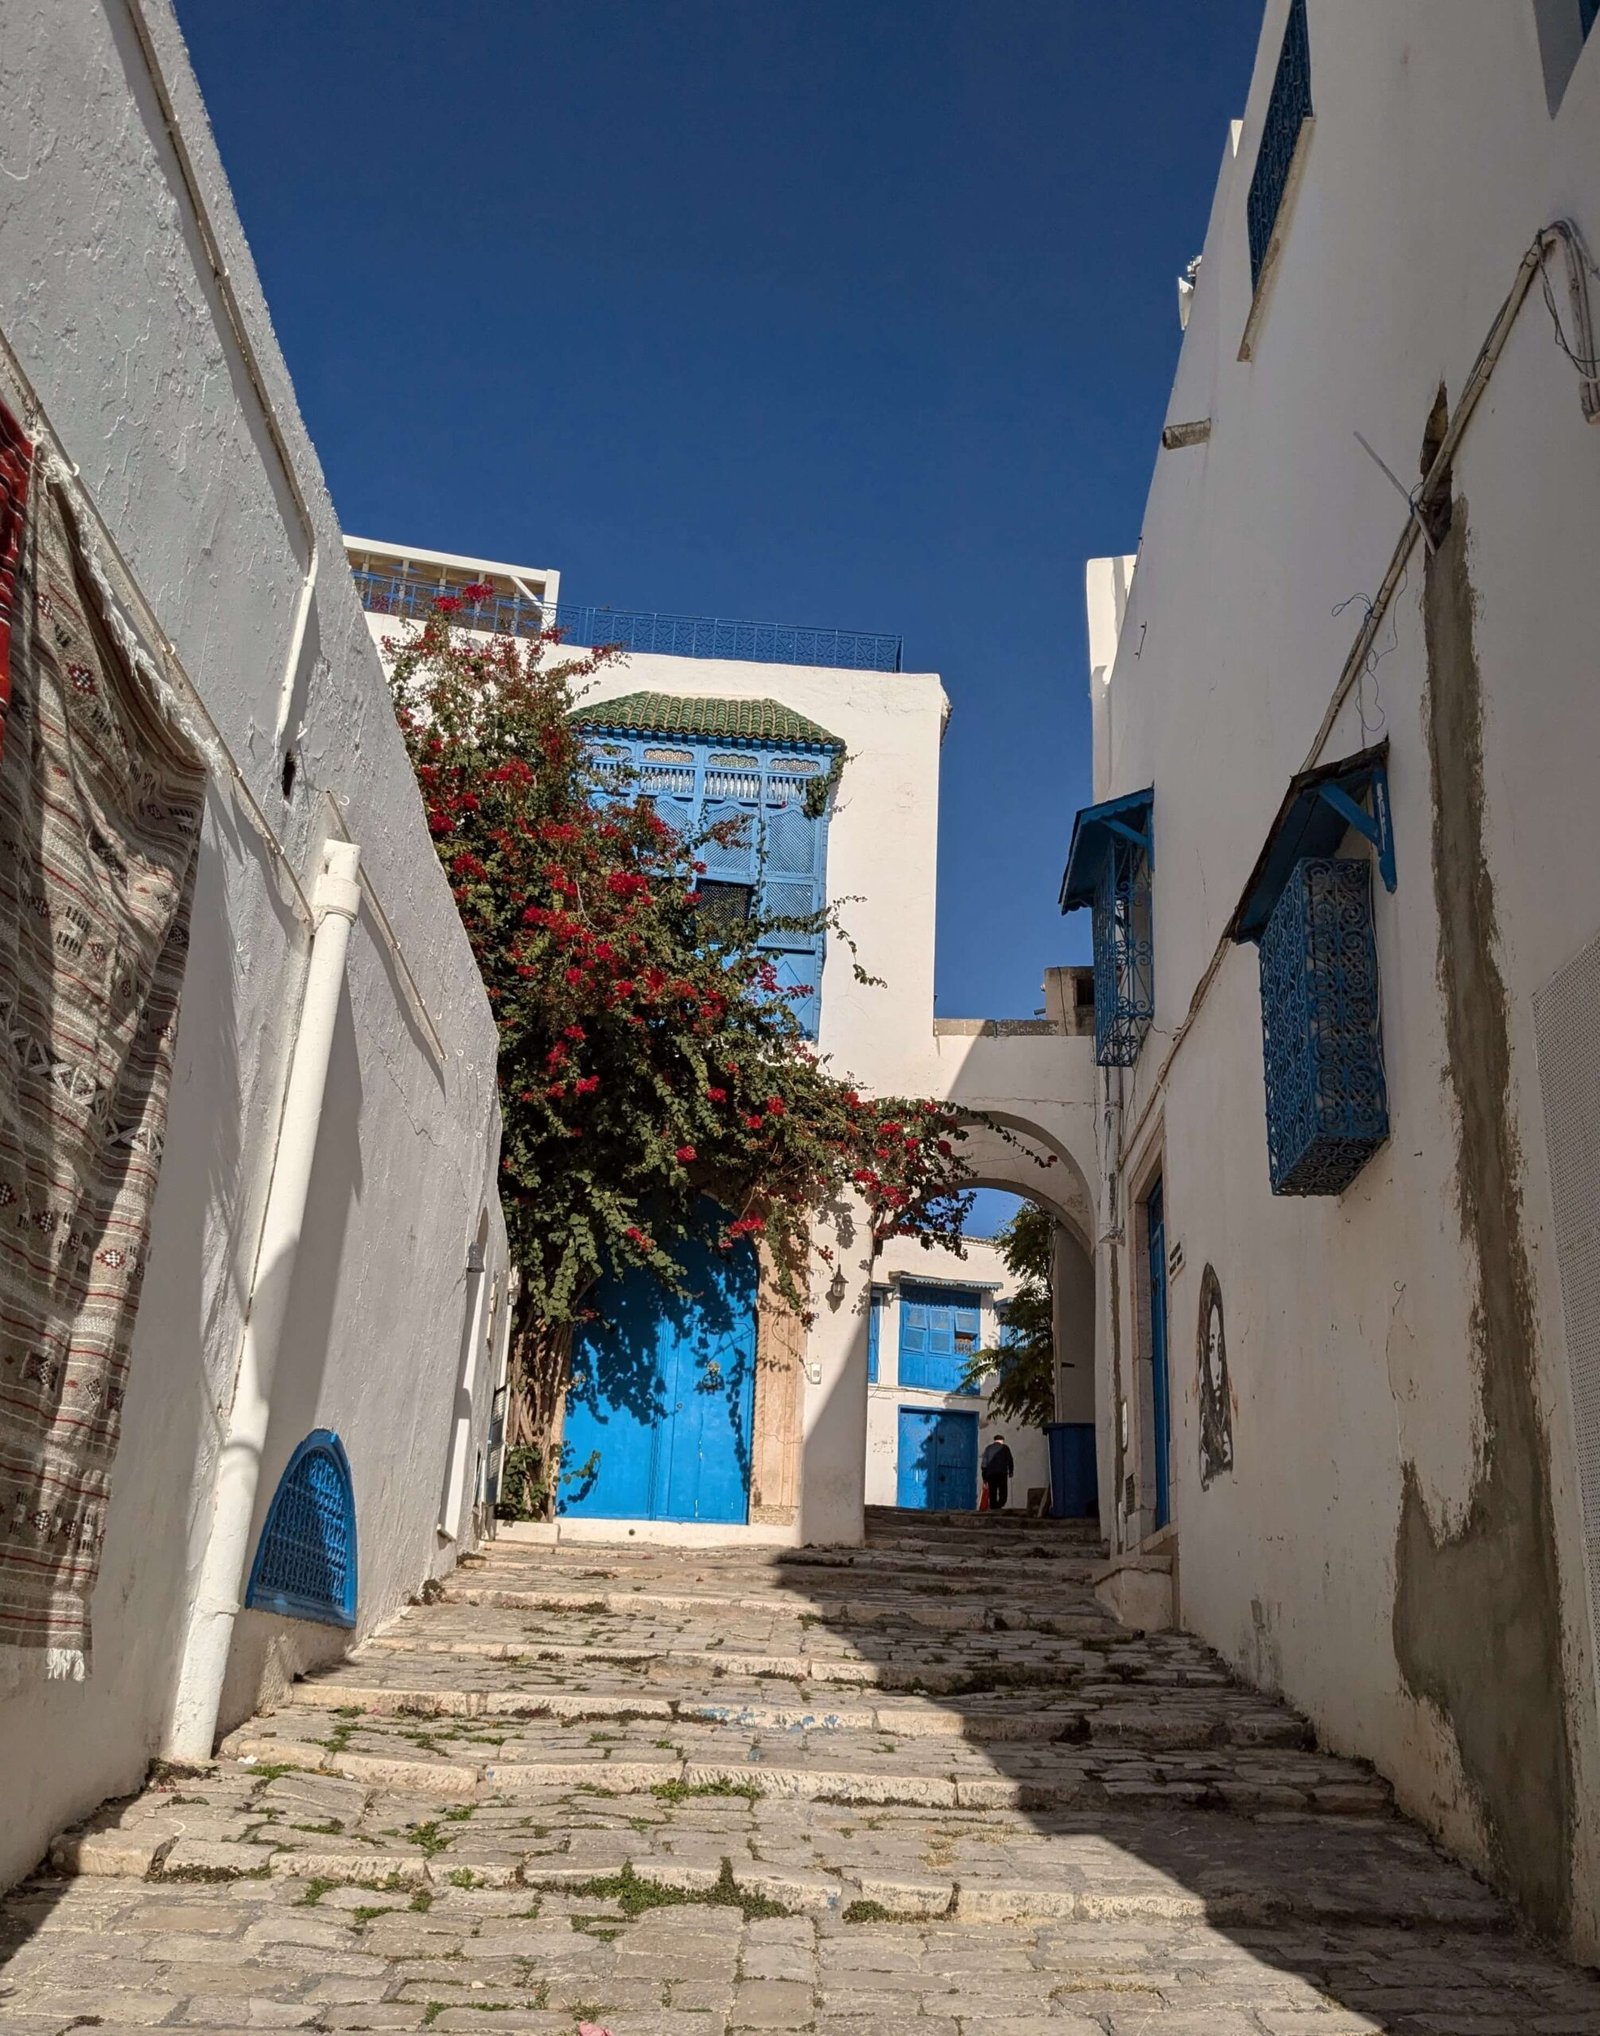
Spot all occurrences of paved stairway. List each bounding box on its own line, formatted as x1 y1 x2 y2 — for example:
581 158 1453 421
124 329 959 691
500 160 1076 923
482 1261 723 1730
6 1506 1600 2031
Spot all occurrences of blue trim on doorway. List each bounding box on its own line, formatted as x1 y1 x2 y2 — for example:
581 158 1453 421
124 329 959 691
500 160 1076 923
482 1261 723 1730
1146 1184 1171 1531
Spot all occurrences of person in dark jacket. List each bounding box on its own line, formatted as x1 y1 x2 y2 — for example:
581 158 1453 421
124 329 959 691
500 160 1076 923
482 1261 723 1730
982 1435 1014 1511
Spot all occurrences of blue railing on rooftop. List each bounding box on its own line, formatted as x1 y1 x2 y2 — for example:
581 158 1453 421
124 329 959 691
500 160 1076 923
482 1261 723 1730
351 569 903 674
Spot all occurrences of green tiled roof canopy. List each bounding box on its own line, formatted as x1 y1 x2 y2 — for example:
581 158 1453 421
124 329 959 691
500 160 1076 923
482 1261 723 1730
571 692 843 750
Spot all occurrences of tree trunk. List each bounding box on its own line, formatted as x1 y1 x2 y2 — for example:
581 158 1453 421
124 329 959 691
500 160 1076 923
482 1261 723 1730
505 1294 574 1518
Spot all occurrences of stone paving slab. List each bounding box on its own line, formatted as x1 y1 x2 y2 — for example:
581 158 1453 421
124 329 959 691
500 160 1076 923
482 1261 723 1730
5 1871 1600 2031
13 1518 1600 2029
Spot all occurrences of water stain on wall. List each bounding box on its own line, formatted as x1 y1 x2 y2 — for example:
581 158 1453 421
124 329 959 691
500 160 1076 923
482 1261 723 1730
1394 494 1573 1937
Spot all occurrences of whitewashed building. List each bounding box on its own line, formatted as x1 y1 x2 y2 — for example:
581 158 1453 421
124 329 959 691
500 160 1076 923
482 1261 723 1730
0 1 510 1892
1070 0 1600 1954
864 1231 1053 1513
353 545 1103 1547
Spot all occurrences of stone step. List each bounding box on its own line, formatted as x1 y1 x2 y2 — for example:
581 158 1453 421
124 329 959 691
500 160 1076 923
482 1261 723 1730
219 1700 1376 1816
440 1579 1120 1640
47 1767 1495 1934
281 1667 1316 1751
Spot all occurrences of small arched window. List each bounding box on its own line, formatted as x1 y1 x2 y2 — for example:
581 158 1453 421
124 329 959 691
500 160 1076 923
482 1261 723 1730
245 1430 358 1627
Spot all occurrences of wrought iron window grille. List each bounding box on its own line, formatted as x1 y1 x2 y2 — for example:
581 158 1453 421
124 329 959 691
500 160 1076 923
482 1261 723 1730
1092 834 1155 1069
1246 0 1313 289
1258 857 1389 1195
1059 787 1156 1070
244 1430 359 1628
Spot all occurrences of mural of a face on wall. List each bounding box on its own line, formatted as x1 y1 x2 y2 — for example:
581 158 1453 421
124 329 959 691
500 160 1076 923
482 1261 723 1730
1197 1263 1234 1487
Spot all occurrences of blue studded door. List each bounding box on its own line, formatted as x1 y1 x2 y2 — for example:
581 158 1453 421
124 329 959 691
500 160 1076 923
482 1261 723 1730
896 1407 979 1512
560 1224 757 1524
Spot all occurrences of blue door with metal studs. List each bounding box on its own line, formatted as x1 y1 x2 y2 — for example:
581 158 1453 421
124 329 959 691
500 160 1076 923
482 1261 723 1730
1146 1180 1172 1529
896 1407 979 1511
559 1221 757 1524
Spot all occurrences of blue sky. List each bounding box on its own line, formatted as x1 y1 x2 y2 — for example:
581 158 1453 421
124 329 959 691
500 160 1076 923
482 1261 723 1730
177 0 1260 1049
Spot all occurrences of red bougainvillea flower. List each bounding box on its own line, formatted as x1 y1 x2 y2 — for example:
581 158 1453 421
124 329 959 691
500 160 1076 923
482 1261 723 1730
432 593 464 613
675 1145 697 1163
461 581 494 601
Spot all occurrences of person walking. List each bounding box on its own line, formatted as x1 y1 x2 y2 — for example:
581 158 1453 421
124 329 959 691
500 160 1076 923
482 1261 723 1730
982 1434 1014 1512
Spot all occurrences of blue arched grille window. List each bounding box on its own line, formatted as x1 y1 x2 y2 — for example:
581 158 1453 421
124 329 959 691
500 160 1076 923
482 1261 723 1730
245 1430 358 1628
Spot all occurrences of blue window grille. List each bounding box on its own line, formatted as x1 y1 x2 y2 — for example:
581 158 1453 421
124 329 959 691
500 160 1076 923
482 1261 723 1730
1258 858 1389 1195
1060 788 1155 1070
1092 833 1155 1068
580 729 836 1039
245 1430 359 1628
1247 0 1312 288
898 1282 983 1395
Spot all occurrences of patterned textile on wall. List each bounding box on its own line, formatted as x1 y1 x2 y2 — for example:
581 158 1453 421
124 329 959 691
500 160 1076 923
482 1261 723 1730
0 404 206 1677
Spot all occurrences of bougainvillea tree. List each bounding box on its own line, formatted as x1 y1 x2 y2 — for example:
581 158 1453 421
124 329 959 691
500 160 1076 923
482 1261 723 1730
387 597 978 1478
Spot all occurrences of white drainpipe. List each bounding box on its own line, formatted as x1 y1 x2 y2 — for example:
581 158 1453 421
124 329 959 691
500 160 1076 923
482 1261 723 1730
166 841 362 1763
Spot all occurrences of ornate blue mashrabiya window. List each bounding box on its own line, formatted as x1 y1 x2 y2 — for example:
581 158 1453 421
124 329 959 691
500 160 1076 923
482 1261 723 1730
1059 788 1155 1069
573 695 842 1040
1247 0 1313 288
245 1430 358 1628
1231 743 1396 1196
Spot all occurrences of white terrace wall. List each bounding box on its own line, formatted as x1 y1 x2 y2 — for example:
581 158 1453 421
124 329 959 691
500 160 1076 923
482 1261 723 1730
0 0 508 1887
1083 0 1600 1953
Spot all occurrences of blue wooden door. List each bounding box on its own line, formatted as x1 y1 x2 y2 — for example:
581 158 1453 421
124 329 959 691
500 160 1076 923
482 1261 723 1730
896 1407 979 1511
560 1227 757 1523
1146 1180 1171 1529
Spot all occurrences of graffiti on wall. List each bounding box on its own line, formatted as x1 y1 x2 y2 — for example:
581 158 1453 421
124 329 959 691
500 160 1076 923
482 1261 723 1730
1197 1263 1234 1486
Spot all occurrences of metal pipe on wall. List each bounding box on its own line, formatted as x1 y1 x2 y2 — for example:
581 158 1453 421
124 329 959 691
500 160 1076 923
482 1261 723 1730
165 841 362 1764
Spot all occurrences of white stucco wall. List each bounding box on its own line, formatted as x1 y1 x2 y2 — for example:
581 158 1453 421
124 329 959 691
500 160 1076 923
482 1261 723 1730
1080 0 1600 1953
0 0 507 1887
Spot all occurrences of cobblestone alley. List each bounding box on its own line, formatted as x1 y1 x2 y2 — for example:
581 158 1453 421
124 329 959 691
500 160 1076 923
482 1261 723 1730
5 1508 1600 2033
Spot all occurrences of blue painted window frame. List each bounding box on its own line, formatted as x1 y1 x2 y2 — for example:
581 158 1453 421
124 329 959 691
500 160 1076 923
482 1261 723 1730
1246 0 1313 288
898 1281 983 1396
585 731 836 1039
867 1285 885 1384
245 1430 359 1629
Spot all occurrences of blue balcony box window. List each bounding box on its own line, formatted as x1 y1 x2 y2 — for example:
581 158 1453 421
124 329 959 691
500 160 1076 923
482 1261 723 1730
1060 788 1154 1069
1258 856 1389 1195
1230 743 1396 1197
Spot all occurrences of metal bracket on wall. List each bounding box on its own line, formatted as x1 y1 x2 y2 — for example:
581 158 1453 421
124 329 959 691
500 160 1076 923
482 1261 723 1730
1315 766 1396 894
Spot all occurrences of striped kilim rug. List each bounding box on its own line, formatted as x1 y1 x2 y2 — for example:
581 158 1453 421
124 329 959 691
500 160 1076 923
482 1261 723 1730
0 401 205 1677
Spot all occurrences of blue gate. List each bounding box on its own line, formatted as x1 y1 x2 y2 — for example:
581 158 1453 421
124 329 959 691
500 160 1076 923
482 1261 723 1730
896 1407 978 1511
1146 1180 1172 1529
559 1226 757 1524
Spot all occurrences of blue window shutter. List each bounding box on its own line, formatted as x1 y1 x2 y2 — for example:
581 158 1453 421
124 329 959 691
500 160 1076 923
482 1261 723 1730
702 799 759 881
867 1291 881 1383
900 1302 928 1355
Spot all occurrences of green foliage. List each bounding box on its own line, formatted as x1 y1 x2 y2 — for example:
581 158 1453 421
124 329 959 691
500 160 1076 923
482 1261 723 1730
961 1201 1056 1428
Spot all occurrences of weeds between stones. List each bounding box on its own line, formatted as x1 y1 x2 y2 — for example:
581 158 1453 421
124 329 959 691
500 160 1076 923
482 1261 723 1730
531 1859 790 1920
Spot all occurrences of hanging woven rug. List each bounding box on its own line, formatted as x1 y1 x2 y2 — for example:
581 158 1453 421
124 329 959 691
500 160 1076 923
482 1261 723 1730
0 398 206 1678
